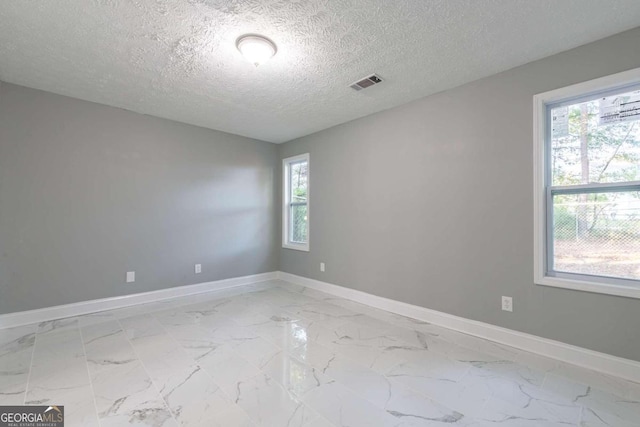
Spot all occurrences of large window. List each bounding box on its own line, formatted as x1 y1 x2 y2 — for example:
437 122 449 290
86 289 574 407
534 68 640 298
283 153 309 251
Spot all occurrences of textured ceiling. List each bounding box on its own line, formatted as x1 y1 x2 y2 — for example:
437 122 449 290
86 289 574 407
1 1 640 143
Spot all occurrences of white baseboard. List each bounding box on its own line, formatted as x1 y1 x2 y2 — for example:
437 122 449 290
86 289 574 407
4 269 638 383
0 272 278 329
278 271 640 384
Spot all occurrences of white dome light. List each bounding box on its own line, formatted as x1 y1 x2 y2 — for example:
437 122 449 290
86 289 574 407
236 35 277 67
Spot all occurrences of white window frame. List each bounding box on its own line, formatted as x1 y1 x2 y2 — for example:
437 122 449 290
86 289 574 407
282 153 310 251
533 67 640 299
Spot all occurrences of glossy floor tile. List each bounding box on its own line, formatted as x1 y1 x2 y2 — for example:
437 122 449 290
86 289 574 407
1 279 639 426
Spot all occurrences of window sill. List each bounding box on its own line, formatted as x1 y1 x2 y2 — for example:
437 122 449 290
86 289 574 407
535 275 640 299
282 243 309 252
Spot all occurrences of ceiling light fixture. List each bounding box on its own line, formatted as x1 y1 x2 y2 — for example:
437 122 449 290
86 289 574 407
236 34 277 67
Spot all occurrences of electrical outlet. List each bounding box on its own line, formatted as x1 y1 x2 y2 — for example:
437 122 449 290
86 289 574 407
320 262 325 272
126 271 135 283
195 264 202 274
502 296 513 312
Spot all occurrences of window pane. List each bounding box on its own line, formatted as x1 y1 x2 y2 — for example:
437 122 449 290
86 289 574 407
290 161 308 203
552 191 640 280
550 89 640 186
290 204 308 244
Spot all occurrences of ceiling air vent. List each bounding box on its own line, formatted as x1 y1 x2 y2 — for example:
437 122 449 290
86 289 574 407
350 74 383 91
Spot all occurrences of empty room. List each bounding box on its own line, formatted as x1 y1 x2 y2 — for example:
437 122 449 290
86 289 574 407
1 1 640 426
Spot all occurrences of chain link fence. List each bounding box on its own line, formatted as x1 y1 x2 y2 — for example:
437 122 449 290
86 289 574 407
553 192 640 280
290 204 308 243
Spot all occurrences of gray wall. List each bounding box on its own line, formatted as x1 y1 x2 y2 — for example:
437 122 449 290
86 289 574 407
279 27 640 362
0 83 278 314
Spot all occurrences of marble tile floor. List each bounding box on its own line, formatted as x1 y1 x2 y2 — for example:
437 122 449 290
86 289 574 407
1 279 639 426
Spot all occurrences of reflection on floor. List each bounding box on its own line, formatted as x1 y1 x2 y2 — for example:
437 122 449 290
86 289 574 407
1 280 639 426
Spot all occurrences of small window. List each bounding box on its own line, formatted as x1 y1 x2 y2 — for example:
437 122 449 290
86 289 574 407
534 68 640 298
283 153 309 251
